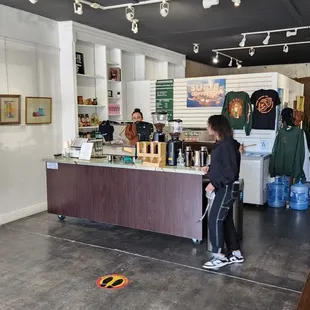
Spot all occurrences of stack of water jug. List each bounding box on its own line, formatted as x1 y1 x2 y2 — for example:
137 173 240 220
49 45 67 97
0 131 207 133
268 176 309 210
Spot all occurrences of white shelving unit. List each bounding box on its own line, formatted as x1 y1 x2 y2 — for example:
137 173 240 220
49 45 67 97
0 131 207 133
75 42 125 132
58 21 186 142
76 40 107 134
106 48 122 119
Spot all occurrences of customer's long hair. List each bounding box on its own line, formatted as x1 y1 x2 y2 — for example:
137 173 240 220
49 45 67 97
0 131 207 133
208 115 233 140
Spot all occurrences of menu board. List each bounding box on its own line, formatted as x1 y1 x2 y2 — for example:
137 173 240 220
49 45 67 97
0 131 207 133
156 79 174 120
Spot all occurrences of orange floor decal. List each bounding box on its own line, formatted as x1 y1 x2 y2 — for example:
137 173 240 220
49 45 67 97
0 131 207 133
96 274 129 290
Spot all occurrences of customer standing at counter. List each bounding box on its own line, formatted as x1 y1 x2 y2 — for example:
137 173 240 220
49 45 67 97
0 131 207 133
125 108 144 145
202 115 244 269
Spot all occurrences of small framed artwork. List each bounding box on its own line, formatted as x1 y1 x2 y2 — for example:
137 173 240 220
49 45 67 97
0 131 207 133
0 94 21 125
25 97 52 124
76 52 85 75
108 90 113 98
109 67 121 81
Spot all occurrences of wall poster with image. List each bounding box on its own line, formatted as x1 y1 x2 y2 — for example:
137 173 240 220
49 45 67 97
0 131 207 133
187 79 226 107
0 94 21 125
25 97 52 124
76 52 85 75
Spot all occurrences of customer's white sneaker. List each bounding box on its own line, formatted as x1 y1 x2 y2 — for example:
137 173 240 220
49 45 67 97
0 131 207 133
202 256 231 269
228 251 244 264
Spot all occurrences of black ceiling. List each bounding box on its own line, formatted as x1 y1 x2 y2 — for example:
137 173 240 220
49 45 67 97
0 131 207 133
1 0 310 67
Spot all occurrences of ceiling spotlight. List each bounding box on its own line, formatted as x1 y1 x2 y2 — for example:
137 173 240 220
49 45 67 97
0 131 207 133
249 47 255 56
239 34 246 47
228 58 233 67
131 19 139 34
237 61 242 69
202 0 219 9
193 43 200 54
283 44 289 53
90 3 101 9
126 5 135 22
232 0 241 7
29 0 38 3
286 29 298 37
160 0 169 17
74 0 83 15
263 32 270 45
213 52 219 64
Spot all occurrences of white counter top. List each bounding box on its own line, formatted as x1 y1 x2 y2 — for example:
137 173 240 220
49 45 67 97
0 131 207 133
44 158 204 176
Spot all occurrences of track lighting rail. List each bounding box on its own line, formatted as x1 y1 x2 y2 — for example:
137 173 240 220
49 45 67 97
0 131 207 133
79 0 168 11
213 40 310 53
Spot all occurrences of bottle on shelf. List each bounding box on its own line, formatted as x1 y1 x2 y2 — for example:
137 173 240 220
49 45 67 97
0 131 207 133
177 149 185 168
185 146 193 167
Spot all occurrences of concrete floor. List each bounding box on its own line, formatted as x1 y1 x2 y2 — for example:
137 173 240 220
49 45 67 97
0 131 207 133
0 206 309 310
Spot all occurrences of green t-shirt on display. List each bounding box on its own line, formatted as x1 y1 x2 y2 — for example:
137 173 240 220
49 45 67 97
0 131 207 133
221 91 252 136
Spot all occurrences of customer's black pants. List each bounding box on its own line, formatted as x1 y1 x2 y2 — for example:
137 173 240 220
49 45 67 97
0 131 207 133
208 184 240 254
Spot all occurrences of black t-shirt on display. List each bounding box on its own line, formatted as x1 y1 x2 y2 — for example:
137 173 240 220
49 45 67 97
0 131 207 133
251 89 281 130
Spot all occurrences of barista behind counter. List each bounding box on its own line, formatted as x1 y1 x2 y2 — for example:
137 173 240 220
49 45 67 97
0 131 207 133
125 108 154 145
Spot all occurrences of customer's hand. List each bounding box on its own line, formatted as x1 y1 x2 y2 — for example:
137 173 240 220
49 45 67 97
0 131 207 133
205 183 215 193
201 166 209 174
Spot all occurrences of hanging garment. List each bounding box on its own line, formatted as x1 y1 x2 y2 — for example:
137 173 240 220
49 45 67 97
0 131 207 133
251 89 281 130
99 120 114 142
303 132 310 181
269 126 305 181
221 91 252 136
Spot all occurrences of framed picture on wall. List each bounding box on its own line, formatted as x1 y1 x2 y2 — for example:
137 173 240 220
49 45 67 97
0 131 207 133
25 97 52 124
109 67 121 81
76 52 85 75
0 94 21 125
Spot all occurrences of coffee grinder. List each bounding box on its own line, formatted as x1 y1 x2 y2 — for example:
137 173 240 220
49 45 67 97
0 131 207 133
152 112 167 142
167 119 183 166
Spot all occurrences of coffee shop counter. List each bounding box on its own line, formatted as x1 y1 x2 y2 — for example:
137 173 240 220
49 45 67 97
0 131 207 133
44 158 205 240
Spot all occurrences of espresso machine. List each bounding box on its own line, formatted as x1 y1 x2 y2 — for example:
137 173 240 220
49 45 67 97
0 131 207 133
167 119 183 166
152 112 167 142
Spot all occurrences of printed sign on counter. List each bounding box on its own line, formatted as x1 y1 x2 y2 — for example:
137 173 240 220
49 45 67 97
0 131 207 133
47 162 58 170
156 79 174 120
79 143 93 160
187 79 226 108
259 140 269 152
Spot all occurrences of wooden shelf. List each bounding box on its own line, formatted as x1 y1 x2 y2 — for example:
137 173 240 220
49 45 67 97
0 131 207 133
78 126 99 130
78 105 105 108
77 74 105 79
107 62 120 66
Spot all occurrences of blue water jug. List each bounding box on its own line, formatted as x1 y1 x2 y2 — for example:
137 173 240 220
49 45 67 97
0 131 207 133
279 176 290 201
304 182 310 205
268 177 285 208
290 181 309 211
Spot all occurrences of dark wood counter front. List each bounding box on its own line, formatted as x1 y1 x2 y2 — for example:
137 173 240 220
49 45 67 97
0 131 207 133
46 162 204 240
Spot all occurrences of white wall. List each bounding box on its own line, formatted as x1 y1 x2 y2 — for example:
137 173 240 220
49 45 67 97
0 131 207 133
186 60 219 77
127 81 152 123
0 5 61 225
218 63 310 79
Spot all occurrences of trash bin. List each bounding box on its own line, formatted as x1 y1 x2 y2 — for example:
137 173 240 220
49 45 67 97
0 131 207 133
207 179 244 252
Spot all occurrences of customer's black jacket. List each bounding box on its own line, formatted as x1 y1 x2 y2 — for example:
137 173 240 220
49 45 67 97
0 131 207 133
209 136 240 189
